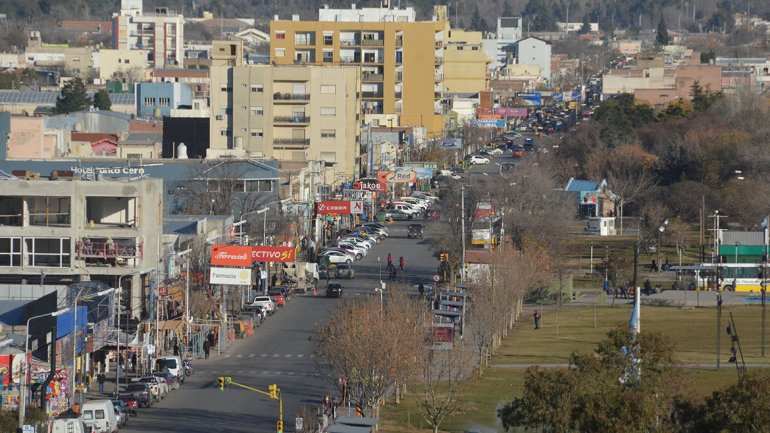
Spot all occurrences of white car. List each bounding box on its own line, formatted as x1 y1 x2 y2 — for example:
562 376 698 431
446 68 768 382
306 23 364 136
400 197 429 210
343 237 374 249
412 192 438 202
335 242 367 259
469 155 490 165
319 250 355 264
250 296 276 314
486 147 504 156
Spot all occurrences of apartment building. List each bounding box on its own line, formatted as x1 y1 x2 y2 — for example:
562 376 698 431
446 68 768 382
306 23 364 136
112 0 184 67
443 30 490 94
0 173 162 318
270 4 450 137
482 17 524 72
209 60 361 177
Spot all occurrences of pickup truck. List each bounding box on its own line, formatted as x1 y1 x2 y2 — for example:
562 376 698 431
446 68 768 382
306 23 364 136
121 383 153 408
138 375 168 400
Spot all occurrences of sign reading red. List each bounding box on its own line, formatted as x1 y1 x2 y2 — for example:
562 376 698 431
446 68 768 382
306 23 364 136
353 178 386 192
316 200 351 215
251 246 296 263
210 245 253 267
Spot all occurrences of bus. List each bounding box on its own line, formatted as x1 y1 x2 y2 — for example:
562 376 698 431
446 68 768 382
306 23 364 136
671 263 769 292
470 216 502 248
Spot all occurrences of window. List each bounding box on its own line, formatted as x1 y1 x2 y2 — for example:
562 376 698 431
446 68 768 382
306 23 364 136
20 238 71 267
95 410 105 420
250 106 263 116
320 107 336 116
220 85 231 92
251 85 263 93
124 59 130 63
127 153 142 159
143 97 156 105
320 85 336 94
220 128 231 137
275 48 285 58
0 237 21 267
245 180 273 192
321 129 336 138
250 129 263 137
323 34 333 45
275 31 285 40
159 97 170 106
322 50 333 63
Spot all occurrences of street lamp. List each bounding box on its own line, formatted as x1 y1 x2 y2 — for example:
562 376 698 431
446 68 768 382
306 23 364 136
256 207 269 245
71 287 115 407
176 249 192 353
656 219 669 272
19 308 70 431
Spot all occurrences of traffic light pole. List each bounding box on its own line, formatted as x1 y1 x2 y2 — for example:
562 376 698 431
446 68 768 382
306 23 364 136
218 378 283 432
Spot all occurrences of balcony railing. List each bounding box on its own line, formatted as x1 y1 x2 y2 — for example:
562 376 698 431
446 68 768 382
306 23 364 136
435 41 444 48
340 40 358 46
362 73 384 82
362 91 383 98
273 93 310 101
76 239 143 262
395 92 402 99
273 138 310 147
362 39 384 46
362 58 382 64
274 116 311 123
434 92 443 98
434 74 443 81
396 72 403 81
435 57 444 64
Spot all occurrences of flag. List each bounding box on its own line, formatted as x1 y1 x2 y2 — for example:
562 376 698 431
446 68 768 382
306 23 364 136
628 287 640 336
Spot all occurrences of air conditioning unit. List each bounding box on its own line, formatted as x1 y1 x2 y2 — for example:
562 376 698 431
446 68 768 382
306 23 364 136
215 115 224 120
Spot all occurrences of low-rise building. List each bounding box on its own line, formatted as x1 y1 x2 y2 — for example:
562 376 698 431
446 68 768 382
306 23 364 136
135 82 193 118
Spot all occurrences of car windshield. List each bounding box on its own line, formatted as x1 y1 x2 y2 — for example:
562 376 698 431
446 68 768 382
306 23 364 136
126 384 145 391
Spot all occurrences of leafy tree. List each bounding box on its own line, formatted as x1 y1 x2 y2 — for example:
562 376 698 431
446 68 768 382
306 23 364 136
690 81 723 111
502 0 513 16
92 89 112 111
54 77 91 114
695 371 770 432
656 13 670 45
700 50 717 65
523 0 558 31
470 4 488 31
579 13 592 34
657 98 693 121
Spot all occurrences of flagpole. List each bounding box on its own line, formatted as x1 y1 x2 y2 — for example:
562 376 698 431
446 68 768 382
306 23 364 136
634 282 640 335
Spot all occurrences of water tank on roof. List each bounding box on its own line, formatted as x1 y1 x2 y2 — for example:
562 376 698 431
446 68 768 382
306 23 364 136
73 122 83 132
177 142 188 159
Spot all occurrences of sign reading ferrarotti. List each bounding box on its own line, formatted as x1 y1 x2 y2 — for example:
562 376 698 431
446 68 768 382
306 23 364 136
251 246 296 263
210 245 253 266
316 200 351 215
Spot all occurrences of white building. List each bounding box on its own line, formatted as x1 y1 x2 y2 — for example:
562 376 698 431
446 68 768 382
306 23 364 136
317 3 416 22
514 36 551 84
557 22 600 32
112 0 185 67
481 17 523 73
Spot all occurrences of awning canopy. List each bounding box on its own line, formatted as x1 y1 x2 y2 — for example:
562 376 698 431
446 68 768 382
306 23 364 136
157 320 185 333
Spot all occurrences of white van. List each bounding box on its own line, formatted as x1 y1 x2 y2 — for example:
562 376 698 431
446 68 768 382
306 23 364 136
155 355 185 383
82 400 118 433
51 414 90 433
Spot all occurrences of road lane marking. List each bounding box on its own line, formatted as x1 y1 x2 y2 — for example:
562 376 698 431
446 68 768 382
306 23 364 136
272 354 280 358
297 354 304 358
261 354 268 357
236 354 243 358
248 354 256 358
224 354 232 358
285 354 292 358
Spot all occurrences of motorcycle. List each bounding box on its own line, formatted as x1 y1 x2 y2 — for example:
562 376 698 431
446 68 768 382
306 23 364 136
183 359 194 376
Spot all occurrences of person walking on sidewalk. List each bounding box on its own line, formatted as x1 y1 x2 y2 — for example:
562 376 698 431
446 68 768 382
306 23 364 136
399 256 405 271
533 310 542 329
203 340 210 359
130 350 137 374
97 372 106 393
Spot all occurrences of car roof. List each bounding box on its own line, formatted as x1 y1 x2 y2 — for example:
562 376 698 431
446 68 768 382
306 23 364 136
327 283 342 288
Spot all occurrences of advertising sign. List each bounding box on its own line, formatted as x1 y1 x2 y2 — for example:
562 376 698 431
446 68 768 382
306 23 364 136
517 92 543 106
316 200 351 215
353 178 386 192
343 189 373 200
210 267 252 286
395 166 432 179
432 323 454 350
580 191 599 204
210 245 253 267
471 119 506 128
378 170 417 183
350 201 364 214
439 138 462 148
251 246 296 263
478 114 502 120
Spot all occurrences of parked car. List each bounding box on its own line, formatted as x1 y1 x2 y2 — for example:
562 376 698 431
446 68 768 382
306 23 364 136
138 375 168 400
51 412 90 433
407 224 424 239
82 399 118 433
249 296 276 314
318 250 355 264
449 166 465 174
384 209 412 221
268 290 286 306
110 400 128 427
326 283 343 298
116 394 139 416
512 145 524 158
469 155 490 165
122 383 153 408
335 263 355 279
152 371 179 390
154 356 184 384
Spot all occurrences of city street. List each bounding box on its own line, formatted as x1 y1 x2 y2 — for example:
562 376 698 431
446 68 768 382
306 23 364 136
120 220 439 432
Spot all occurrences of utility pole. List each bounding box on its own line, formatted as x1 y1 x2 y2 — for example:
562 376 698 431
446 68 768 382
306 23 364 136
460 185 466 282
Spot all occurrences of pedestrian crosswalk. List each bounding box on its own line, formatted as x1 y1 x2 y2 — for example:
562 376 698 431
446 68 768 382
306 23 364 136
221 353 315 359
210 369 325 377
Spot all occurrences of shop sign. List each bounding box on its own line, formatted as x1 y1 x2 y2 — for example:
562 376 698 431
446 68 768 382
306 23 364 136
353 178 386 192
251 246 296 263
209 267 252 286
210 245 253 266
378 170 417 183
316 200 351 215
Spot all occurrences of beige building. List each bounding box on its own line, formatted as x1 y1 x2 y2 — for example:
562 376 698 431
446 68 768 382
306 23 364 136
270 5 450 137
443 30 489 94
209 60 361 177
25 31 94 77
111 0 185 67
97 49 149 81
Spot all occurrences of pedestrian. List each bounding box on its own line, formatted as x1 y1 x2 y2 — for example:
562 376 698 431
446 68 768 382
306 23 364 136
644 279 652 296
663 257 670 272
118 352 124 374
418 283 425 296
399 256 405 271
331 398 338 419
203 340 210 359
97 372 106 393
173 342 180 356
649 259 658 273
389 267 397 281
130 350 137 374
533 310 542 329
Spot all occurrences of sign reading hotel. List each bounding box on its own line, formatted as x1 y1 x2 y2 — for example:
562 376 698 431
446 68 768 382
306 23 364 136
251 246 296 263
209 267 252 286
377 171 416 184
210 245 253 266
316 200 351 215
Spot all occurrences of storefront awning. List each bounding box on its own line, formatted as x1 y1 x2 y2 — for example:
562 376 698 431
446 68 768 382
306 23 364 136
157 320 185 333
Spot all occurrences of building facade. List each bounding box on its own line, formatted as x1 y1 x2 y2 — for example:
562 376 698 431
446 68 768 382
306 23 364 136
481 17 523 72
111 0 184 67
269 5 450 137
209 63 361 177
443 30 489 94
96 49 149 81
514 37 552 84
135 82 193 118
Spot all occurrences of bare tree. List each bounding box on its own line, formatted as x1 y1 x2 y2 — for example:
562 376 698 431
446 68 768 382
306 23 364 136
605 144 658 234
173 161 265 216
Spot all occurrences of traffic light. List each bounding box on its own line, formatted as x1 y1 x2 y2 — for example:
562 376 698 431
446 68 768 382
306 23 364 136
217 377 225 390
276 420 284 433
225 376 232 385
269 384 278 399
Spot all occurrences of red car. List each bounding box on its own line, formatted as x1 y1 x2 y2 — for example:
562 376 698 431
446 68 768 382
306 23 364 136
268 290 286 306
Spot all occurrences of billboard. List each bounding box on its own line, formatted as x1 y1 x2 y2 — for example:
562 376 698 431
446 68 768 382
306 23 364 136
378 170 417 183
517 92 542 106
471 119 507 128
353 178 386 192
210 267 252 286
395 167 433 179
316 200 351 215
580 191 598 205
439 138 462 148
210 245 253 267
251 246 296 263
432 323 454 350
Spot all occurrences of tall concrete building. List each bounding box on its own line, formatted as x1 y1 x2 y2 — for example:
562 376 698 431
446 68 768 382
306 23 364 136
269 4 450 137
209 53 361 177
482 17 524 72
112 0 185 67
443 30 490 94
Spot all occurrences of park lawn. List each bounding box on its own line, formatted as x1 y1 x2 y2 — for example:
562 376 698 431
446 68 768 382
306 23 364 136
381 304 770 433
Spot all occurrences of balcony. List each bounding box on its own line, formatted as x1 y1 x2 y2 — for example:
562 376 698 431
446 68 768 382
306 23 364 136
274 115 311 124
362 91 383 98
434 73 443 81
434 92 443 99
395 37 403 47
362 73 384 82
395 72 403 81
362 57 382 64
76 238 144 267
435 41 444 48
273 138 310 147
395 91 402 99
273 93 310 102
435 57 443 64
362 39 384 47
340 39 359 46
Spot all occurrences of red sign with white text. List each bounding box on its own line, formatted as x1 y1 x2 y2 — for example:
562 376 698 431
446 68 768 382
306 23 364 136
210 245 252 266
251 246 296 263
316 200 351 215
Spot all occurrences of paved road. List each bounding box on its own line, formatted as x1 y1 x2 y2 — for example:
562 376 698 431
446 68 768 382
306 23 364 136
120 220 439 432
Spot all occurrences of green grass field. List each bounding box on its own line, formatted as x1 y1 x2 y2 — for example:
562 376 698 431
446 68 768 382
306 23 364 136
380 303 770 433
